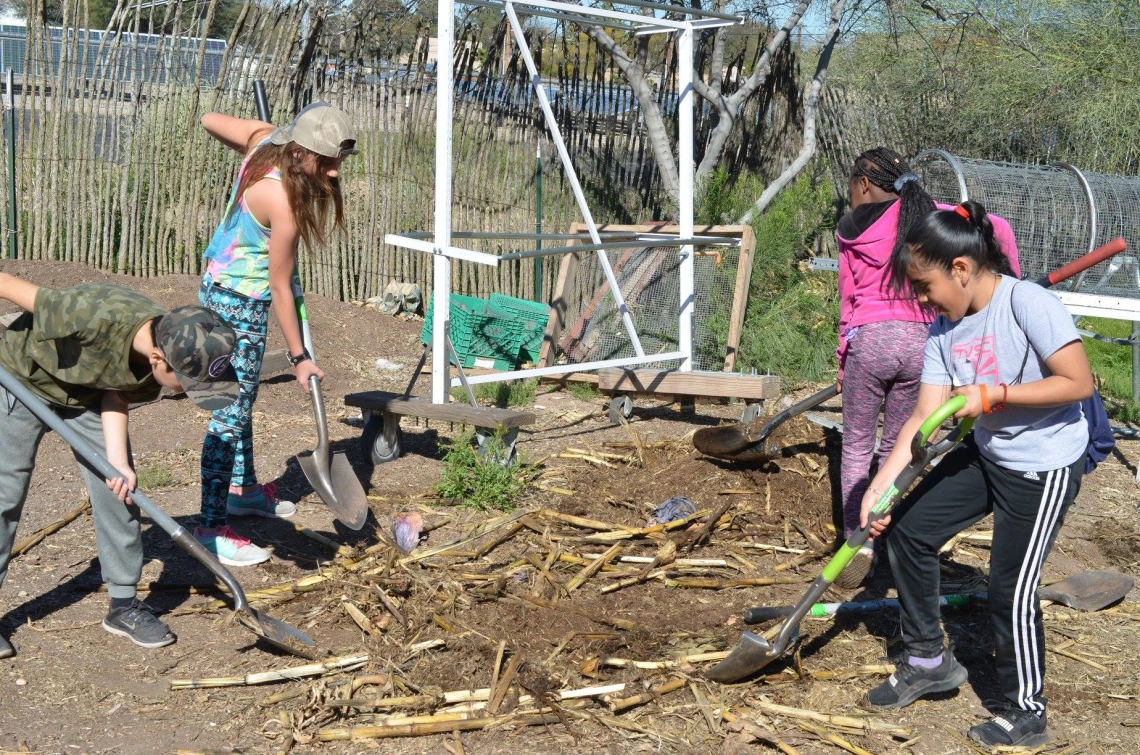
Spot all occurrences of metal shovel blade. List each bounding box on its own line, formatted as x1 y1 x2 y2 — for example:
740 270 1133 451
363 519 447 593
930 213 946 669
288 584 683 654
299 376 369 531
693 385 839 461
237 608 318 659
705 631 786 683
1039 570 1133 612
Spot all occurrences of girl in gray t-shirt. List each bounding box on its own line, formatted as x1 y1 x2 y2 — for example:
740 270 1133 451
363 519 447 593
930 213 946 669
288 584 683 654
857 200 1095 750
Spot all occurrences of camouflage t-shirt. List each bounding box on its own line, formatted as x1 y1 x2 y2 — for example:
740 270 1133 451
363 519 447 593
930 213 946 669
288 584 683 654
0 283 165 408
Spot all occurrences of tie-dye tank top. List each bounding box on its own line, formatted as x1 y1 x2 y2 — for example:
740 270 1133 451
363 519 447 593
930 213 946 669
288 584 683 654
203 143 299 301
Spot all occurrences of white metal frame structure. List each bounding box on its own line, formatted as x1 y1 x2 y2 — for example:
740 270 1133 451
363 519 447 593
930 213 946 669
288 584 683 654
385 0 742 403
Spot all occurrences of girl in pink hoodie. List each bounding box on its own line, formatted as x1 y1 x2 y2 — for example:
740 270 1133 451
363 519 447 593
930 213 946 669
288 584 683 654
834 147 1020 588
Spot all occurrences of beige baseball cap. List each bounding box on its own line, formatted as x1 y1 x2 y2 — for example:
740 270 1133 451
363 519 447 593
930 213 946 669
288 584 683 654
269 102 357 159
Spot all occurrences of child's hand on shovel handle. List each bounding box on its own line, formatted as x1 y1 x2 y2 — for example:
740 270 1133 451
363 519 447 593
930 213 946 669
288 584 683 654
296 360 325 392
104 458 137 504
859 485 890 539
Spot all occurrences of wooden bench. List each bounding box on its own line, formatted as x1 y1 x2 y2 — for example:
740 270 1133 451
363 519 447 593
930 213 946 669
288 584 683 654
344 390 535 464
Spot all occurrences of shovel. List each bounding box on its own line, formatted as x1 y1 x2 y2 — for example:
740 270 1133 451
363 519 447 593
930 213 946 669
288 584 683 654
293 290 369 531
0 364 317 657
693 384 839 462
1040 571 1133 611
706 395 974 683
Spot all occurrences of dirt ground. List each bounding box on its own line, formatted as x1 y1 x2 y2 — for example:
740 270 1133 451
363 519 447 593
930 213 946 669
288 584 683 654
0 260 1138 755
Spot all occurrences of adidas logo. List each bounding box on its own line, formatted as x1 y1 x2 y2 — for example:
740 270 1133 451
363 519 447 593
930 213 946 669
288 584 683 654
1023 470 1041 481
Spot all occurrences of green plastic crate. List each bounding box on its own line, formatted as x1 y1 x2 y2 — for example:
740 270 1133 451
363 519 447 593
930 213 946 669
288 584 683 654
489 293 549 363
422 293 526 369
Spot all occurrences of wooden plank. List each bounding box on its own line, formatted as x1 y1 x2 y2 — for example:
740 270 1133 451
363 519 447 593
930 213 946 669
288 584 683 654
344 391 536 429
596 369 779 400
538 221 584 368
723 224 756 372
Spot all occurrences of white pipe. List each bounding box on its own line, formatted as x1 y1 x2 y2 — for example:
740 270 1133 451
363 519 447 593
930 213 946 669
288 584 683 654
386 234 501 267
432 0 455 404
677 25 694 371
513 0 689 28
504 1 645 357
449 351 687 386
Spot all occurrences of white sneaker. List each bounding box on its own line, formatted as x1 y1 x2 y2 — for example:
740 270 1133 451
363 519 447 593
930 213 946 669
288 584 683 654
194 525 270 566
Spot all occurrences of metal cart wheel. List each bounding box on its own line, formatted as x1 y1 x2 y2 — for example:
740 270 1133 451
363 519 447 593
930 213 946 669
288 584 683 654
361 411 402 464
607 395 634 424
475 426 519 467
741 403 764 423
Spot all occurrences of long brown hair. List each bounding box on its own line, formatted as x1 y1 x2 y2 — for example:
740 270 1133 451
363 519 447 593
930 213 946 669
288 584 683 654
229 133 345 250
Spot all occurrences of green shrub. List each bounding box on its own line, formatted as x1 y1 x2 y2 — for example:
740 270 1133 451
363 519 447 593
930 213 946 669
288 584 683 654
567 381 600 402
437 431 526 511
701 168 839 387
451 378 539 408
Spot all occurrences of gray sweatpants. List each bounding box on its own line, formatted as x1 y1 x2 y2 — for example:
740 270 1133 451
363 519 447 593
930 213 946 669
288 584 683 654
0 387 141 600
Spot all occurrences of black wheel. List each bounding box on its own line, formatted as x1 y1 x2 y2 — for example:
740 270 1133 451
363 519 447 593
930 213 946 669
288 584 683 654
607 395 634 424
362 412 402 464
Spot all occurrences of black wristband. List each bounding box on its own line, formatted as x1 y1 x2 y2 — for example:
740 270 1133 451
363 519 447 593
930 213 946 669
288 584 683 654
288 349 312 367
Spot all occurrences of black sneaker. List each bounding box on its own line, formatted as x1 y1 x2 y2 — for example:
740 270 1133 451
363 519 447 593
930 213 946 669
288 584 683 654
0 632 13 659
866 652 968 709
968 708 1049 749
103 599 176 649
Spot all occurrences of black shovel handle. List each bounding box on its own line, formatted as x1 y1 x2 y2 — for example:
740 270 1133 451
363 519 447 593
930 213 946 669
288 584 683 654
756 384 839 439
0 365 251 613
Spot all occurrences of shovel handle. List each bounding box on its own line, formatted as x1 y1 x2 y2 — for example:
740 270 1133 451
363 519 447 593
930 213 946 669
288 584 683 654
0 365 251 612
1036 238 1126 288
308 374 331 464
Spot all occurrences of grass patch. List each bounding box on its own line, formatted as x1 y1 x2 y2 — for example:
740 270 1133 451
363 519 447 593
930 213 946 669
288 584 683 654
136 464 174 490
437 431 527 511
451 378 538 408
567 381 600 402
1080 316 1140 421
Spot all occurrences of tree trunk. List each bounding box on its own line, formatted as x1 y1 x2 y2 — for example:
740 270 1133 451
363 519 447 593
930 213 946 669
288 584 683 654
738 0 845 224
694 0 811 180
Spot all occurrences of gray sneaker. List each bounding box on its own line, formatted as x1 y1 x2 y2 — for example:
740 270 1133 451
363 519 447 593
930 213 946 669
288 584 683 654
866 652 967 709
103 600 176 649
0 632 13 659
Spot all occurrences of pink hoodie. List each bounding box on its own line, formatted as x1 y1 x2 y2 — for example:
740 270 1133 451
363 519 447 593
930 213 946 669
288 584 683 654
836 201 1021 375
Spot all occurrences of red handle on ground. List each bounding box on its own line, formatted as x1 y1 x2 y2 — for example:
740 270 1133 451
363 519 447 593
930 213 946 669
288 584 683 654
1036 237 1127 289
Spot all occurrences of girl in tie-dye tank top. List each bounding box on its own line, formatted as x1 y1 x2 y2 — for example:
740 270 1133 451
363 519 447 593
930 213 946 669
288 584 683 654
194 103 357 567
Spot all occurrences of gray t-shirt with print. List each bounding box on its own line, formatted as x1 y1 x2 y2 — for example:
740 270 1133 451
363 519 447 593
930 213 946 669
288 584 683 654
921 275 1087 472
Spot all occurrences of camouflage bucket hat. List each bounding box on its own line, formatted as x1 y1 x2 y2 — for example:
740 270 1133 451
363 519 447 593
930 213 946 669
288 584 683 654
155 306 240 411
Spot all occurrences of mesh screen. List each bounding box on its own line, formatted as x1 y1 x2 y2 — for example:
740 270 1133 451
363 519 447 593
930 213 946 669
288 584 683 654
556 240 740 372
916 154 1140 299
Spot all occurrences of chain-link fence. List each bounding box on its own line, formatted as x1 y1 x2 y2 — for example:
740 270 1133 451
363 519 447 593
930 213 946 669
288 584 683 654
555 236 742 373
914 150 1140 299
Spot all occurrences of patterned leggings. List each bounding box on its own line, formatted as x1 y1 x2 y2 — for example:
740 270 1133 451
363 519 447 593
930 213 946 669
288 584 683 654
840 320 929 537
199 276 270 528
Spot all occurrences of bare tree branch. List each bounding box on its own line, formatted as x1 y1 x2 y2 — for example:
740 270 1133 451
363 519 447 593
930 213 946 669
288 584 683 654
693 0 811 178
738 0 845 224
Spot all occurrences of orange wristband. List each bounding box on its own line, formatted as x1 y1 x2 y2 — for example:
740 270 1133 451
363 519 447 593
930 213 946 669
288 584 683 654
980 384 992 414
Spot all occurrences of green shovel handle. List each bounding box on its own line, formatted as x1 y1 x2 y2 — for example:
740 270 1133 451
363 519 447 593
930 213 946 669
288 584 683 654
821 396 974 583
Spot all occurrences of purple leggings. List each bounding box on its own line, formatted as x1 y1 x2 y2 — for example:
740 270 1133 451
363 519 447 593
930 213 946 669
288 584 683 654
840 320 929 536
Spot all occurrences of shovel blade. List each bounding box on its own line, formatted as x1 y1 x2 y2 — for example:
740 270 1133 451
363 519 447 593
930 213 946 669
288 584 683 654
237 608 318 659
328 452 369 531
693 422 766 458
1039 570 1133 612
299 450 370 531
704 631 784 683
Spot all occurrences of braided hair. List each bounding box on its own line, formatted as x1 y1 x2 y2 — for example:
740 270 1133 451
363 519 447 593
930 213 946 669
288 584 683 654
849 147 937 296
901 200 1013 282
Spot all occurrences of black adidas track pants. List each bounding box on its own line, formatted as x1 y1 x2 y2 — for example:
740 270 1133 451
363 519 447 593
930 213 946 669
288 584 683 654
886 440 1082 712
